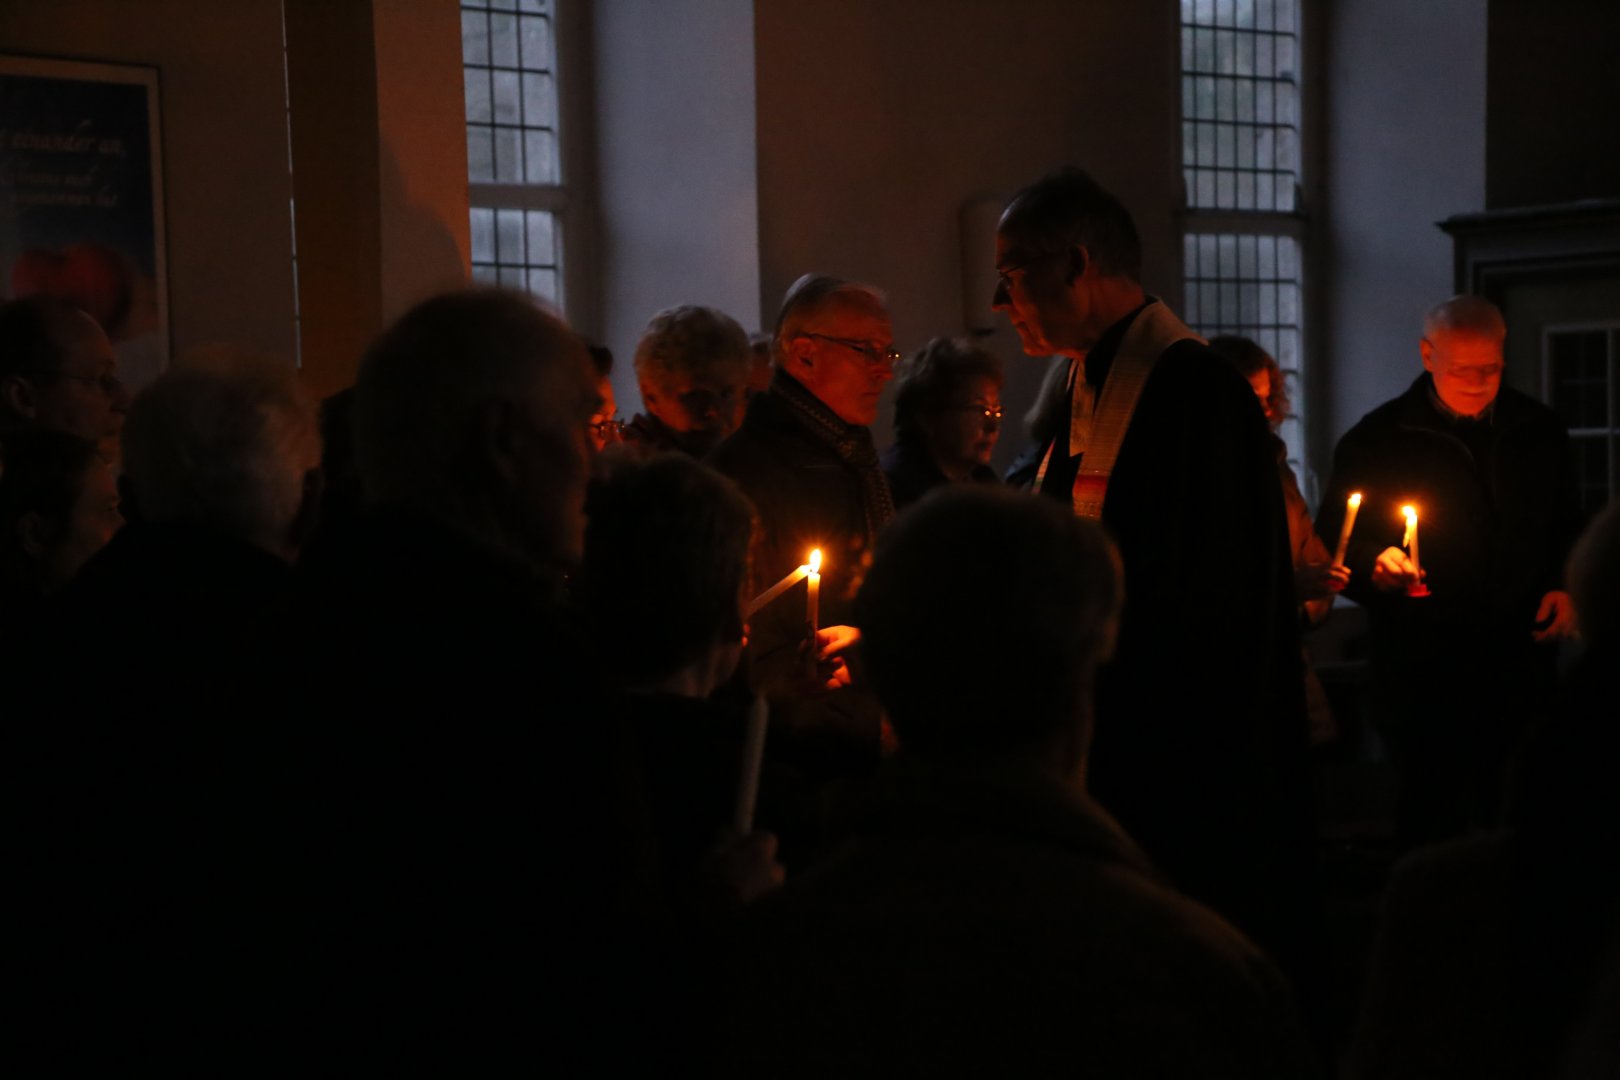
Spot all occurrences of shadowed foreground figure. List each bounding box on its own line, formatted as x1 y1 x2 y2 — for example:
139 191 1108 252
721 487 1319 1078
266 288 644 1071
1352 497 1620 1080
11 355 323 1068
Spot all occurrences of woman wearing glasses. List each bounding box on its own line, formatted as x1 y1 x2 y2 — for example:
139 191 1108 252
881 337 1005 512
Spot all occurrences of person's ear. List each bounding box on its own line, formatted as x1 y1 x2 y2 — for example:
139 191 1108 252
18 511 55 559
478 398 526 486
0 375 39 421
1065 245 1090 284
1419 337 1436 372
785 335 815 371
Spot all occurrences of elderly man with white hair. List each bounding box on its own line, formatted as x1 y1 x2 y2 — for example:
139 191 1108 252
1318 294 1583 847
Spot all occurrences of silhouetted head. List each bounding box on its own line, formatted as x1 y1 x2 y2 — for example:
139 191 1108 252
1208 335 1289 428
579 452 754 695
356 288 598 572
0 296 130 459
122 351 321 562
993 168 1144 359
856 486 1121 767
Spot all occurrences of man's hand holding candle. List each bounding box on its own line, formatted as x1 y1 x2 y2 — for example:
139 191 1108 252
1371 546 1422 591
798 624 861 693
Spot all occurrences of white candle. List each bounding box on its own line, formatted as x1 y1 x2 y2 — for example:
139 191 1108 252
1401 504 1420 576
1332 492 1362 567
733 696 769 834
746 564 809 617
806 548 821 635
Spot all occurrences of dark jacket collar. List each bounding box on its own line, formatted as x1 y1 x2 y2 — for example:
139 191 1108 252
70 520 290 600
1396 373 1538 434
624 412 722 458
768 368 871 443
303 502 567 611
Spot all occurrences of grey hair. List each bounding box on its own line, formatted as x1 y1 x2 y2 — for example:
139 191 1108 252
1423 295 1506 342
122 351 319 555
633 305 751 390
771 273 888 365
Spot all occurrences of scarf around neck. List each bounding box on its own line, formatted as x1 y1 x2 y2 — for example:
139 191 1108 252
771 370 895 540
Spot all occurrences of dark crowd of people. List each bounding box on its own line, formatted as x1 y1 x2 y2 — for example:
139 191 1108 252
3 167 1615 1076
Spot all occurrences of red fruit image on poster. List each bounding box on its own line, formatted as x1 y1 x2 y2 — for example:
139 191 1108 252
1 55 168 392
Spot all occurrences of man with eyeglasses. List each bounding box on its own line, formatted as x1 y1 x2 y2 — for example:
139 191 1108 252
709 273 897 795
1317 295 1581 848
0 296 131 462
991 167 1313 992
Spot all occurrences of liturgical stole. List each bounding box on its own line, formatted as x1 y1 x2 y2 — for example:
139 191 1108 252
1036 300 1205 519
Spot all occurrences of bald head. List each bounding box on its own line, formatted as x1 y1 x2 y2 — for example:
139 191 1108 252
773 274 889 361
0 297 128 454
997 167 1142 282
772 274 896 426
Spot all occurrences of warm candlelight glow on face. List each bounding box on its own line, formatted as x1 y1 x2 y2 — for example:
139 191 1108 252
808 548 822 573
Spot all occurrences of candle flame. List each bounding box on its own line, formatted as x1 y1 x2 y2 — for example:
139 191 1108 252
808 548 822 574
1401 505 1418 550
1349 492 1362 508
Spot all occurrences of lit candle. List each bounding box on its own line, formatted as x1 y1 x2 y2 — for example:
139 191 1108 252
1401 504 1420 571
1401 504 1429 596
746 563 809 617
1332 492 1362 567
806 548 822 635
733 696 769 834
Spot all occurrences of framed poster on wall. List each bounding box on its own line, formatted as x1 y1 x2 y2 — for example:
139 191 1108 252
0 54 168 392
